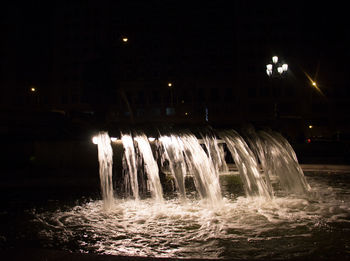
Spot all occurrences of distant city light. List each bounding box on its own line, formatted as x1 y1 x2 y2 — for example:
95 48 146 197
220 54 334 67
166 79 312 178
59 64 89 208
30 87 36 92
168 82 172 87
309 125 313 129
185 112 188 116
122 37 128 43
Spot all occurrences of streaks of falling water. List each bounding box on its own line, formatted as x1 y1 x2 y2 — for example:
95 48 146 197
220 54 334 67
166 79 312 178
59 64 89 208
159 135 187 198
202 135 229 174
160 134 223 206
220 130 271 198
134 134 163 202
96 131 114 209
180 134 223 206
97 129 310 206
257 131 311 195
121 134 139 200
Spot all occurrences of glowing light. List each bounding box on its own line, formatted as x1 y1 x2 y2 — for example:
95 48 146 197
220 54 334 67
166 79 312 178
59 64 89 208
92 136 99 144
309 125 313 129
277 67 283 74
307 138 311 143
266 64 273 71
148 137 156 142
304 71 325 96
122 37 128 42
282 64 288 71
272 56 278 64
185 112 188 116
30 87 36 92
266 69 272 76
168 82 172 87
110 137 117 142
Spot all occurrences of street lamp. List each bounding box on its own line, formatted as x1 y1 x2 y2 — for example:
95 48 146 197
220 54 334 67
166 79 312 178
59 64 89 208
168 82 174 107
266 56 288 77
265 56 288 120
29 85 40 104
272 56 278 64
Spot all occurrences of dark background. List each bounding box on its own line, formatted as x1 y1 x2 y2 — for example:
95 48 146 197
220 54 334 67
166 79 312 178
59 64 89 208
1 0 349 148
3 1 348 82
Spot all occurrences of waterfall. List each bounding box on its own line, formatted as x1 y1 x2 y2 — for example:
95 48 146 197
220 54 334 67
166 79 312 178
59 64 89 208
202 135 229 174
181 134 222 205
160 134 223 205
159 135 187 198
134 134 163 202
94 128 311 206
220 130 271 198
96 132 114 209
121 134 139 200
257 131 311 195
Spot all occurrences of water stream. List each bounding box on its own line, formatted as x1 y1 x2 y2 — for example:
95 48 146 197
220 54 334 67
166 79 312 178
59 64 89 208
29 129 350 259
96 132 114 209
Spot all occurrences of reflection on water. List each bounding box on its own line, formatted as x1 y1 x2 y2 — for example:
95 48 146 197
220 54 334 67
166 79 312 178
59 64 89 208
33 173 350 259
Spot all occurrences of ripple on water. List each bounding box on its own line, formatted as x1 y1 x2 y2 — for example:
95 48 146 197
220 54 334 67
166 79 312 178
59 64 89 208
33 175 350 259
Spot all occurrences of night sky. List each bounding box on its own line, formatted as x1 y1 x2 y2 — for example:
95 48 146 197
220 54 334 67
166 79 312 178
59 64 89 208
1 1 349 90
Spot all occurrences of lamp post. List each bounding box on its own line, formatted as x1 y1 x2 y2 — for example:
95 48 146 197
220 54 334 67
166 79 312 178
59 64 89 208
168 82 173 107
266 56 288 78
29 85 40 105
265 56 288 119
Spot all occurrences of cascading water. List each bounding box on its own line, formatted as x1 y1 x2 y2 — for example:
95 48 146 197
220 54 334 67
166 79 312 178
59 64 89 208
182 133 223 204
160 133 222 205
96 131 114 209
202 135 229 174
257 131 311 195
220 130 271 198
134 134 163 202
159 135 187 198
97 129 311 203
121 134 139 200
31 128 350 259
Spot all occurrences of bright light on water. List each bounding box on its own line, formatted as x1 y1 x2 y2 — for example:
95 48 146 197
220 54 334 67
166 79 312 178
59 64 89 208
35 174 350 259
